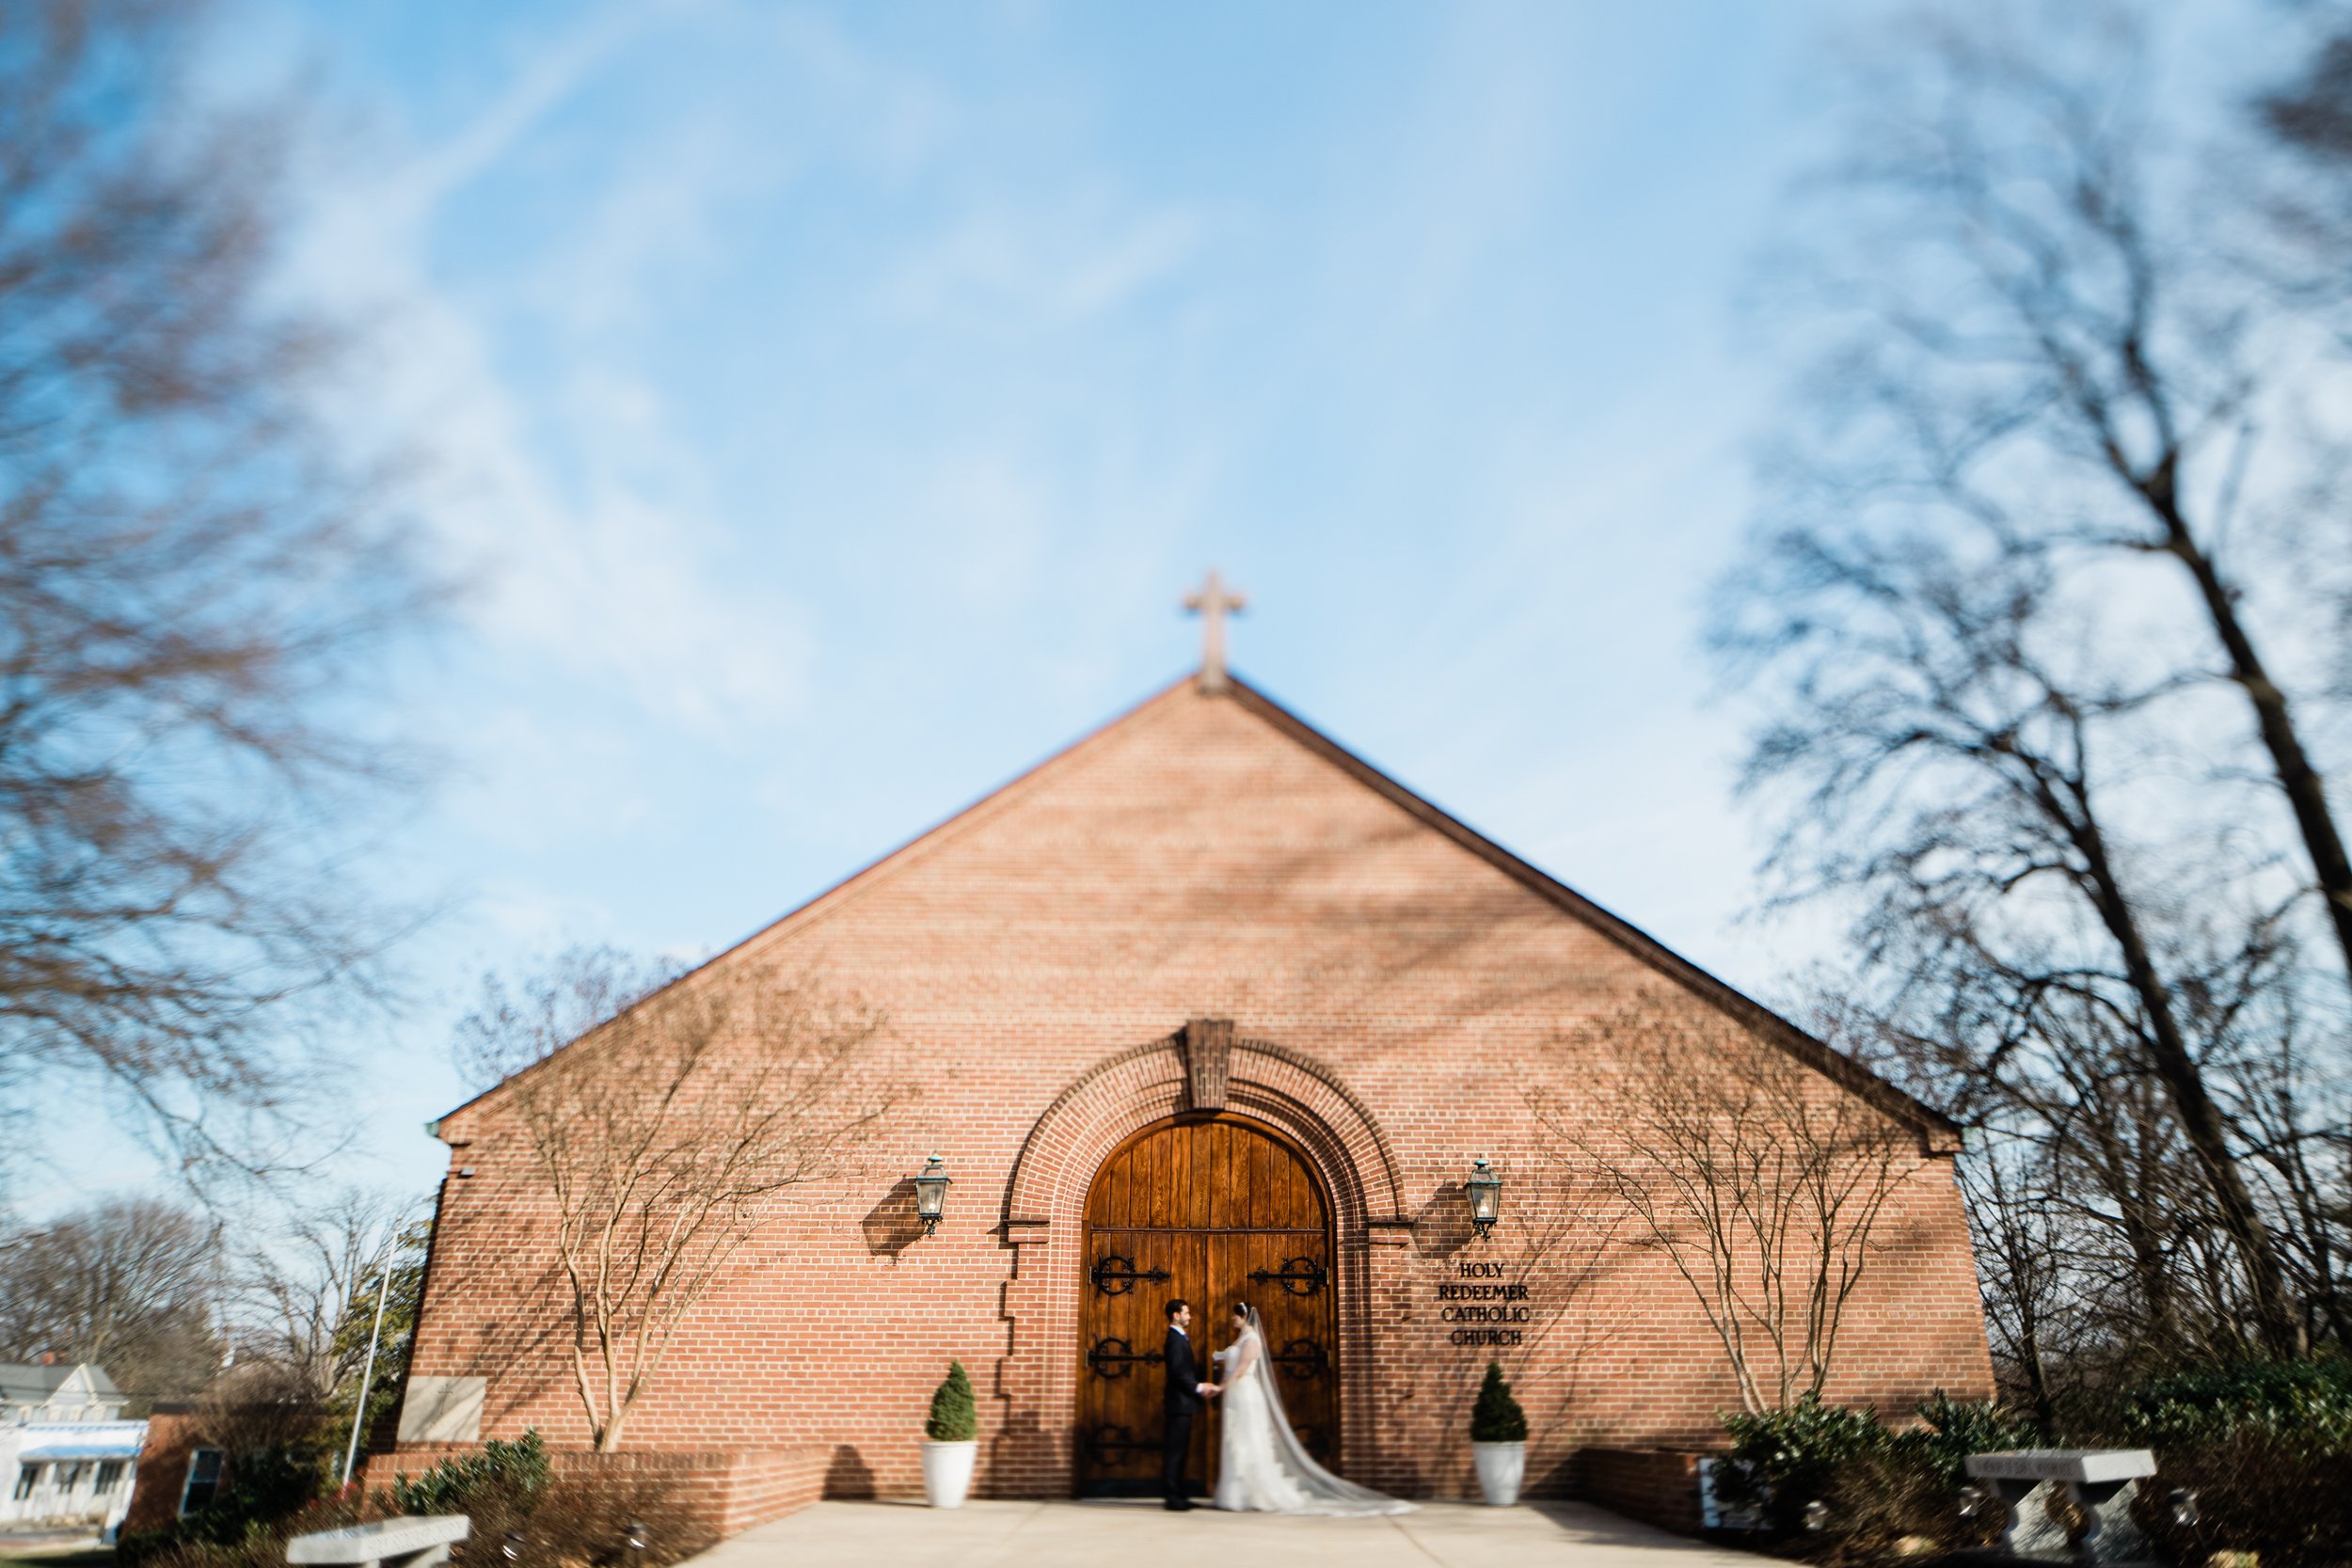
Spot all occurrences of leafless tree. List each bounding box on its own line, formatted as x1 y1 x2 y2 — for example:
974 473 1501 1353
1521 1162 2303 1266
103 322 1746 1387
1414 1145 1630 1444
2255 12 2352 316
456 948 899 1450
240 1189 425 1402
1958 1142 2068 1429
1752 5 2352 984
192 1358 327 1460
1719 1 2352 1359
0 1197 226 1405
1720 502 2331 1349
1531 1000 1916 1416
0 2 438 1182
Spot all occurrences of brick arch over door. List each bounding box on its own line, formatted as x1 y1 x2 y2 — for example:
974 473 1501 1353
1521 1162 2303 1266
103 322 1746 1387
1000 1021 1406 1236
990 1022 1411 1497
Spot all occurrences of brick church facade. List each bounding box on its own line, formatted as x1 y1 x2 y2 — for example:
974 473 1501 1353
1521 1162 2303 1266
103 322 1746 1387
386 672 1992 1521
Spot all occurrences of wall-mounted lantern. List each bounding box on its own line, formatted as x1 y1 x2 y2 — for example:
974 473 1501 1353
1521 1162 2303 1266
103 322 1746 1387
1466 1155 1503 1240
913 1154 952 1237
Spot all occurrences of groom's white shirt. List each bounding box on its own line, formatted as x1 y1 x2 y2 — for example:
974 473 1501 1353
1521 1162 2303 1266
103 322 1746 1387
1173 1324 1210 1396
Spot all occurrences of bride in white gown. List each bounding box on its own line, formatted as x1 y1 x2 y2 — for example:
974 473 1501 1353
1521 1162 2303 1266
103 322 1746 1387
1209 1301 1415 1515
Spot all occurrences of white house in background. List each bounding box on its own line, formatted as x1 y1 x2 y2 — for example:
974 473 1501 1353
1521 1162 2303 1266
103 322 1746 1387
0 1367 143 1536
0 1421 145 1535
0 1364 127 1424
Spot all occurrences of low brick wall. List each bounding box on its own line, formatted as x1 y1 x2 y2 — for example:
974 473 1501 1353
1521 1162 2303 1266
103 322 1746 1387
358 1445 829 1540
703 1448 829 1535
1578 1447 1708 1535
122 1407 204 1536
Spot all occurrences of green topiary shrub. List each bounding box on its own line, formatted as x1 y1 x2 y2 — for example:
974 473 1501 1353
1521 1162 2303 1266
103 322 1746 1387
1468 1361 1527 1443
926 1360 977 1442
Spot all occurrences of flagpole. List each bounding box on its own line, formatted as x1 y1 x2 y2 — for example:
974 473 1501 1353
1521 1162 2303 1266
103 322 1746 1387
341 1256 395 1488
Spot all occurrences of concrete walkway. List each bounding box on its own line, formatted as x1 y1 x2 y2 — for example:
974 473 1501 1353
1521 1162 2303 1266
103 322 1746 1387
691 1499 1771 1568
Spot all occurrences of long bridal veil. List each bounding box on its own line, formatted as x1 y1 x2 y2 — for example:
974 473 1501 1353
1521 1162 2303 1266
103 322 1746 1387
1235 1305 1415 1514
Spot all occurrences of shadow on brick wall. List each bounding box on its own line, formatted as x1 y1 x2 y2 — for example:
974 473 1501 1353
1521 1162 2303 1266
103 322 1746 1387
1534 1449 1578 1499
1413 1182 1474 1259
861 1181 926 1259
825 1444 877 1498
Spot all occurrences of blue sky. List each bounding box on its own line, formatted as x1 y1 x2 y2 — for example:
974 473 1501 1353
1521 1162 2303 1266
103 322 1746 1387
60 2 1902 1205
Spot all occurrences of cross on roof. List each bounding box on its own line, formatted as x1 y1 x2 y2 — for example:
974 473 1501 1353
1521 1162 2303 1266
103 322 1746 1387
1183 570 1247 692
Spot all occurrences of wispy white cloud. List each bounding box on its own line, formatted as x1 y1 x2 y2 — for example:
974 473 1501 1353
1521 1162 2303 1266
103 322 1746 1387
371 1 660 233
291 3 822 741
182 0 1849 1207
881 201 1203 329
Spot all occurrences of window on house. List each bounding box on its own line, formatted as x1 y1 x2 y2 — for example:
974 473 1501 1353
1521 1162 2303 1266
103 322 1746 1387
180 1449 223 1515
58 1462 87 1490
94 1461 124 1496
13 1465 39 1501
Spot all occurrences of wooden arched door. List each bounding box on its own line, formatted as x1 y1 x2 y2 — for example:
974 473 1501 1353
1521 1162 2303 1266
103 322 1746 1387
1076 1114 1337 1497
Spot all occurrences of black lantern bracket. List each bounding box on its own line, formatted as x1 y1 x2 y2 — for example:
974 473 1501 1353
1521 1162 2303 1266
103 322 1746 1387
1466 1153 1502 1240
913 1153 952 1237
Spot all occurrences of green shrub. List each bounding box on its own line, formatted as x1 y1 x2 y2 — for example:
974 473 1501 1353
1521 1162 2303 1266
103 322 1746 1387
122 1428 714 1568
380 1430 551 1564
1892 1390 2042 1489
2133 1427 2352 1568
387 1431 551 1517
508 1469 713 1568
2121 1355 2352 1453
925 1360 977 1442
2107 1359 2352 1568
116 1444 341 1568
1718 1393 1891 1536
118 1484 364 1568
1468 1362 1527 1443
1715 1392 2040 1546
116 1527 174 1567
384 1435 717 1568
1816 1445 2002 1562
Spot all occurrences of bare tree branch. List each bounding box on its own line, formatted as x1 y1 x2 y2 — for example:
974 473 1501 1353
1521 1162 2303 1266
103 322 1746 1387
1719 1 2352 1358
0 0 441 1186
1531 998 1915 1415
457 948 901 1450
0 1196 226 1407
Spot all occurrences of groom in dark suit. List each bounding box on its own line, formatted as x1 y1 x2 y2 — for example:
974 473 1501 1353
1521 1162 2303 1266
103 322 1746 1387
1162 1299 1216 1510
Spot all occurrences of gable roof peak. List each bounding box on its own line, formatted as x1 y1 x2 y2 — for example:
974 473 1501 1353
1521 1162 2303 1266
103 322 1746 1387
437 668 1957 1148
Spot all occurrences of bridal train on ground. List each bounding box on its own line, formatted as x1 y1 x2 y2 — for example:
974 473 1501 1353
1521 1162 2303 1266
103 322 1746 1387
1210 1306 1415 1515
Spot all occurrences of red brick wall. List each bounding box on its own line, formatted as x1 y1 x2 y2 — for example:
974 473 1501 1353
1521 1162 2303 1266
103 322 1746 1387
1579 1449 1707 1534
122 1410 203 1536
400 680 1993 1510
356 1446 828 1540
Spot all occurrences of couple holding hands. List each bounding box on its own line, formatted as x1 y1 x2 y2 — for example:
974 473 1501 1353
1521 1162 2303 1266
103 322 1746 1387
1158 1297 1412 1516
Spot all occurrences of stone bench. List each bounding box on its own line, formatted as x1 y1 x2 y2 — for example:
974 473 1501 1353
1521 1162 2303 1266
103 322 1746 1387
288 1515 471 1568
1964 1449 2157 1563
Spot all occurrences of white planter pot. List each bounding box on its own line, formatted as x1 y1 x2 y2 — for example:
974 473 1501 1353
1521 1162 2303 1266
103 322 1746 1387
1471 1440 1525 1506
921 1438 978 1508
